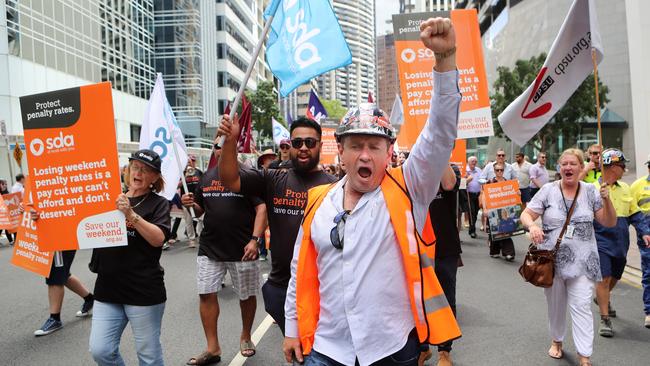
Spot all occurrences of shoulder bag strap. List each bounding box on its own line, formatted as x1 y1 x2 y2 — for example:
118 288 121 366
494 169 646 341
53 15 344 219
555 182 581 252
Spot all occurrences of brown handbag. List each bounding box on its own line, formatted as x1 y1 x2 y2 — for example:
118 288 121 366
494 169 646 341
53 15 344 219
518 183 580 288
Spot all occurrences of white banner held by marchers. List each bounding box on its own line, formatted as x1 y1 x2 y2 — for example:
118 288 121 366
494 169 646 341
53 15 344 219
272 118 290 146
140 73 189 200
497 0 603 146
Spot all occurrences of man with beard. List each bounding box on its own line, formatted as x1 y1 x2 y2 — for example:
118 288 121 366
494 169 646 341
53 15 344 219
218 117 337 335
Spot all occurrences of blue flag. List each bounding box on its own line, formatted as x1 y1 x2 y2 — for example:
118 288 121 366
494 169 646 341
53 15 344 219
286 111 294 127
264 0 352 97
306 90 328 123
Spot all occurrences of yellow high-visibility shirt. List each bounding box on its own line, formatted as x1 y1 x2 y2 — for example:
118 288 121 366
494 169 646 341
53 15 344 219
630 174 650 215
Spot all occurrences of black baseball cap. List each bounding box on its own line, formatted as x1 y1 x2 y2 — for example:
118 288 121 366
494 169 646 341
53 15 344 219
129 149 162 172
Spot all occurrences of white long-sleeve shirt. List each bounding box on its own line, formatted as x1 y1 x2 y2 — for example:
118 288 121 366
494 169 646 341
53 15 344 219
284 70 461 366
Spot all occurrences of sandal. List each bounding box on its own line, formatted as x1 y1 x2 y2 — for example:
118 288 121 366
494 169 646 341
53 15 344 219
187 351 221 365
548 340 563 359
240 340 256 357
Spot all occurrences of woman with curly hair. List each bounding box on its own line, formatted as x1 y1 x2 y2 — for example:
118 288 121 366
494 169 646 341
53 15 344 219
520 148 616 366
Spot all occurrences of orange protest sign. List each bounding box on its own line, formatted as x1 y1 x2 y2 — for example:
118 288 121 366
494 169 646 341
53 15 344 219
0 192 23 233
482 180 524 240
392 10 493 150
320 127 338 165
481 180 522 210
10 177 53 277
20 82 127 251
449 139 467 177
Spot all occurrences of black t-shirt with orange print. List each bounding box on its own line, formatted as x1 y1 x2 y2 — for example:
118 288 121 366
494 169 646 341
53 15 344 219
240 168 337 287
93 193 171 306
194 168 263 262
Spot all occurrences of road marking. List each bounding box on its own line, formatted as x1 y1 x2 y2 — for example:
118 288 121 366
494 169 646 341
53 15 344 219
227 314 275 366
620 276 642 289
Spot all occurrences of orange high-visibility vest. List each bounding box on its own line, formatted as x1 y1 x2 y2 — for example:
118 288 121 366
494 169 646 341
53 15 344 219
295 166 462 354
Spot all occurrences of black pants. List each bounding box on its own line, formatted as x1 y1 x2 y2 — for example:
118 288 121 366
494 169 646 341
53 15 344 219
435 256 458 353
262 281 287 335
489 237 515 257
466 192 480 235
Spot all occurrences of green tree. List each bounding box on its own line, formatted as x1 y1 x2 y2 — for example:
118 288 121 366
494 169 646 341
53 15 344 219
321 99 347 120
491 53 609 152
246 80 282 139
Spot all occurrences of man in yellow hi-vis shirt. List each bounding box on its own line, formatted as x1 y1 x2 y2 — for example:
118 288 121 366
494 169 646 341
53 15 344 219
593 149 650 338
631 154 650 328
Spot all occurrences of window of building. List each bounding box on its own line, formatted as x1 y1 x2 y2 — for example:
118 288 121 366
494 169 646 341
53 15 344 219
130 124 142 142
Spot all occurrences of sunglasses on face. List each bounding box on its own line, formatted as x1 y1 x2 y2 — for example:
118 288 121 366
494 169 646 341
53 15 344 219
589 151 600 155
291 138 319 149
495 169 504 172
497 154 506 157
280 144 290 150
329 210 350 250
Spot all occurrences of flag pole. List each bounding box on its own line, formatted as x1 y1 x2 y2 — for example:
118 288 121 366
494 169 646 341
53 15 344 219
591 49 602 148
591 48 607 185
161 88 198 222
215 13 276 148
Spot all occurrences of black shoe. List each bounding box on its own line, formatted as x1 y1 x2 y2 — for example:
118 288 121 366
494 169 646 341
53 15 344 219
469 233 477 239
76 298 94 317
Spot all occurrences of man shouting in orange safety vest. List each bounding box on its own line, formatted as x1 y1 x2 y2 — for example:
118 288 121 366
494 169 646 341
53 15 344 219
282 17 462 366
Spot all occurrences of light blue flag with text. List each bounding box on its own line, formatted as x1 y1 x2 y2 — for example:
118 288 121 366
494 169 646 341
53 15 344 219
264 0 352 96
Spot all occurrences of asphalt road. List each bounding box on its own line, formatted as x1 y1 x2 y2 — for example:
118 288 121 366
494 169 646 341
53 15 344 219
1 229 649 365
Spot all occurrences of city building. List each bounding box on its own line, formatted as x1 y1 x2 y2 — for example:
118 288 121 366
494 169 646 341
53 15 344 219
315 0 377 109
209 0 272 117
376 33 399 115
461 0 647 175
1 0 157 177
154 0 207 142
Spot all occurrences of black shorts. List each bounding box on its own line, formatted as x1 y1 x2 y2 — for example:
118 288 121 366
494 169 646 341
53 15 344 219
46 250 76 286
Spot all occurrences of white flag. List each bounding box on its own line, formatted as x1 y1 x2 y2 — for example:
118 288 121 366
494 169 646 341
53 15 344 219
272 117 290 146
390 94 404 126
498 0 603 146
140 73 188 200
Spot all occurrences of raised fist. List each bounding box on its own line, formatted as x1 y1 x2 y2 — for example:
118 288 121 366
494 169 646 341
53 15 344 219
419 17 456 55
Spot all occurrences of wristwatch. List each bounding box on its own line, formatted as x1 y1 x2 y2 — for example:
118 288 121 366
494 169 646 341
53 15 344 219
251 235 262 244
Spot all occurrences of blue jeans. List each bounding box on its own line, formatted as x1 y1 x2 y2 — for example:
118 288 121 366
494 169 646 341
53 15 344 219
89 301 165 366
640 243 650 315
303 329 420 366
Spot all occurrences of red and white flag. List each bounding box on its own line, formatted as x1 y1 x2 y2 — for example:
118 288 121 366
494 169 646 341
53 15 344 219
498 0 603 146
